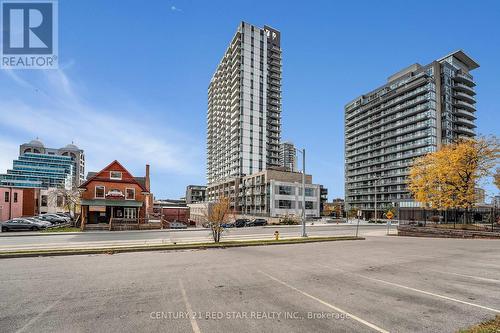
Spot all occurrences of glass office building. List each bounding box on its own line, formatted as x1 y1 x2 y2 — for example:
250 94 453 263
0 153 74 189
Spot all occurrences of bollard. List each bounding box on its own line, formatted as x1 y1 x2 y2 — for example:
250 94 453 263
274 230 279 240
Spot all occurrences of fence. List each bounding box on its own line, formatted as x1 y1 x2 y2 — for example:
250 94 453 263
398 207 500 232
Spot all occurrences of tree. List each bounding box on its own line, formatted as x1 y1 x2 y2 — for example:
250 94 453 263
408 137 499 222
494 167 500 191
347 207 359 221
47 188 81 223
206 197 234 243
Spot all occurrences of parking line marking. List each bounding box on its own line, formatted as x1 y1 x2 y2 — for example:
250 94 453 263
321 265 500 314
179 279 201 333
429 270 500 284
15 290 71 333
258 270 389 333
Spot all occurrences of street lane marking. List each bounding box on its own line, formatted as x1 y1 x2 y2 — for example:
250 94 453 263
258 270 389 333
15 290 71 333
429 270 500 284
179 279 201 333
321 265 500 314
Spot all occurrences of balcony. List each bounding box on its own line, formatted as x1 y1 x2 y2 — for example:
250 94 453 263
453 100 476 112
455 108 476 120
455 126 475 136
454 83 476 95
454 73 475 87
454 91 475 104
455 117 476 127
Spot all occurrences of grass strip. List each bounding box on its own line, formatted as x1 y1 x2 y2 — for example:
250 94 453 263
458 315 500 333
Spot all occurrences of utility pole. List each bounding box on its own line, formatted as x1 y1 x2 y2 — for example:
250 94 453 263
374 178 381 222
295 147 307 237
301 148 307 237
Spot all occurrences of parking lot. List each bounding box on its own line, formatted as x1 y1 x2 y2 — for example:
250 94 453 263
1 235 499 332
0 213 72 232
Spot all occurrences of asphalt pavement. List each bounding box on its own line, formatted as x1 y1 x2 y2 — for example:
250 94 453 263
1 235 499 332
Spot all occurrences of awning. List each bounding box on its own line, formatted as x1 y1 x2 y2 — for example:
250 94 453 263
81 199 143 207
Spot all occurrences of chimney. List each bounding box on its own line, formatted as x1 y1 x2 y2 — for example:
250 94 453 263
145 164 150 192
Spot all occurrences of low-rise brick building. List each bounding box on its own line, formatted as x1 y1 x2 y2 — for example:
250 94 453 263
79 161 152 229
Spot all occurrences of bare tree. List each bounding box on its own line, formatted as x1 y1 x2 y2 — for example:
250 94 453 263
206 197 234 243
47 188 81 223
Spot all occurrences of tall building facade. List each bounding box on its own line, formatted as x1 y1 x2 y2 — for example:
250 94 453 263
344 50 479 216
185 185 207 204
279 141 297 172
19 139 85 187
207 22 282 186
0 153 74 189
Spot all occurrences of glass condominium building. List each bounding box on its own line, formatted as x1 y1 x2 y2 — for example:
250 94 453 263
344 50 479 216
207 22 282 186
0 153 74 189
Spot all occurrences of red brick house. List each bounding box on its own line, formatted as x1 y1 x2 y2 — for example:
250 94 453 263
79 161 152 230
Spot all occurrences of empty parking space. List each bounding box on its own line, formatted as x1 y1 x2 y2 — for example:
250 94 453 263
0 236 499 332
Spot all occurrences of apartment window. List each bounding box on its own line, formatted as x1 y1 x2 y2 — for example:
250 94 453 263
305 201 314 210
57 195 64 207
126 188 135 200
110 171 122 180
41 195 47 207
4 192 9 202
95 186 105 199
14 192 18 203
278 185 293 195
305 188 315 197
277 200 292 209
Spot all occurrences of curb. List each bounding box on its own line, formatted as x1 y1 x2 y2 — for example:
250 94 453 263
0 227 210 237
0 236 365 259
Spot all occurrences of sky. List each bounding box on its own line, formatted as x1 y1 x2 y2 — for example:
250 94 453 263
0 0 499 200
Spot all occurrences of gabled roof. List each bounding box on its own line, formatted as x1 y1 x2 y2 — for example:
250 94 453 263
79 160 148 192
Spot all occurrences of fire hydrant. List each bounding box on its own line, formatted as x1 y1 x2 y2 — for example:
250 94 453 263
274 230 279 240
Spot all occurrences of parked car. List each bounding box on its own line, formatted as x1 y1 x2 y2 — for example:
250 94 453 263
54 213 72 222
25 217 52 228
234 219 250 228
1 218 47 231
247 218 268 227
38 214 66 224
169 222 187 229
221 222 235 228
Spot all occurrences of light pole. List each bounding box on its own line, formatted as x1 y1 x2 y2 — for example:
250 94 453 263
374 177 382 222
296 147 307 237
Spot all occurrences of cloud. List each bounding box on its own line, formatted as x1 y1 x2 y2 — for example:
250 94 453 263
0 67 203 185
170 5 182 12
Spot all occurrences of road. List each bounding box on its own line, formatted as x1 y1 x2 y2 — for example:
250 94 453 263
1 235 499 332
0 224 392 252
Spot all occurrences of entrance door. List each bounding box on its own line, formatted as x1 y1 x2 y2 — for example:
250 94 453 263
124 208 136 220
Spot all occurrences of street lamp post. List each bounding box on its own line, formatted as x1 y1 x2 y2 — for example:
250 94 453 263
296 147 307 237
374 177 381 222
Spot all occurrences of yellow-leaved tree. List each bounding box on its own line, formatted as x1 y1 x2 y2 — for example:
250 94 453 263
408 137 499 222
494 167 500 191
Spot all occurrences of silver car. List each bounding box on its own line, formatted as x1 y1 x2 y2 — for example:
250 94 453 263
1 218 47 232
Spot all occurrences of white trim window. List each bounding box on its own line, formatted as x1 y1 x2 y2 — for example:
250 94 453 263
95 186 105 199
110 171 122 180
124 208 136 220
126 188 135 200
